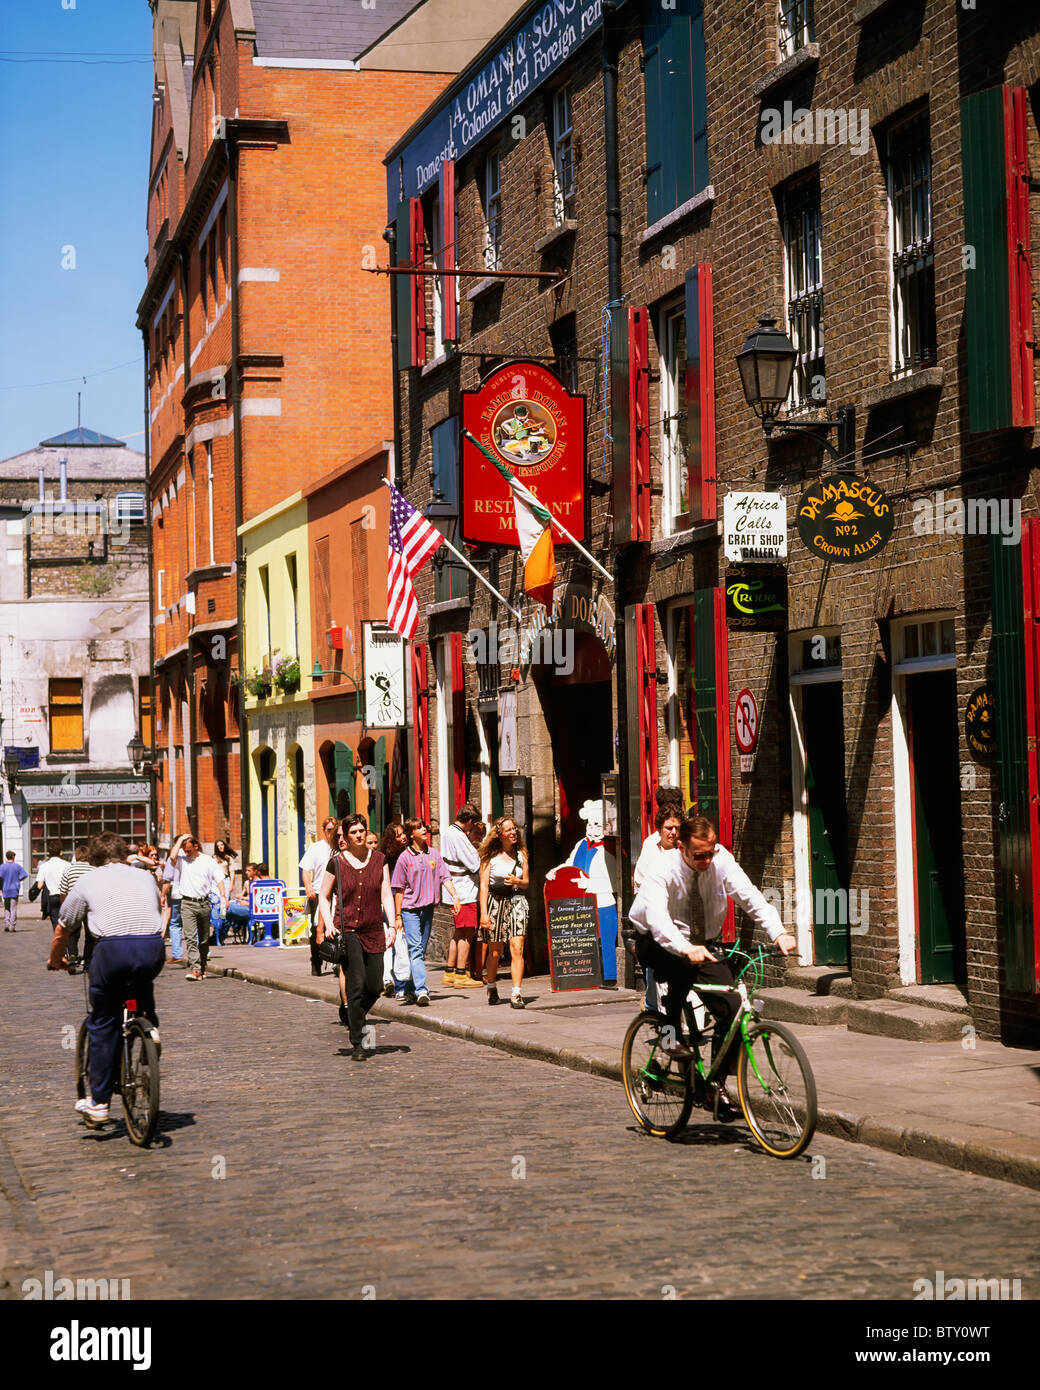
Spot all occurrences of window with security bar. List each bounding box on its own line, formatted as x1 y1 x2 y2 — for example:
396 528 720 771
778 0 814 60
782 177 825 410
887 109 936 377
483 153 501 271
552 86 575 225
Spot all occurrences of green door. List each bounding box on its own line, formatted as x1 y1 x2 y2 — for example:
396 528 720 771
802 682 850 966
370 736 387 839
908 672 966 984
333 741 354 820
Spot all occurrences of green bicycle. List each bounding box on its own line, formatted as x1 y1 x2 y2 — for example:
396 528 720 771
622 942 818 1158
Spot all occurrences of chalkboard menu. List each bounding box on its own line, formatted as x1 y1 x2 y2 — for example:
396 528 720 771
546 896 603 991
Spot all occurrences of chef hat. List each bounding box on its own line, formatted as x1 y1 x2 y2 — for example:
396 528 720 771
578 799 604 824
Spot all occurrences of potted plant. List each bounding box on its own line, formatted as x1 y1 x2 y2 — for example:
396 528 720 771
273 656 301 695
246 668 272 699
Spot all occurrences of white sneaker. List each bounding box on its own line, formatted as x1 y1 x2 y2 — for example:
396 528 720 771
75 1099 110 1125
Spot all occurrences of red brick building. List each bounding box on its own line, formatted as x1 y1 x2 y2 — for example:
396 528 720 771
137 0 524 851
388 0 1040 1040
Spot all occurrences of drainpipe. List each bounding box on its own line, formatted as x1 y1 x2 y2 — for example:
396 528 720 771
602 0 634 968
178 240 199 838
228 136 250 855
143 326 157 844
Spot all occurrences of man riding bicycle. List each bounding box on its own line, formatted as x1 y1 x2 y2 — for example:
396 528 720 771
628 814 796 1119
48 833 164 1128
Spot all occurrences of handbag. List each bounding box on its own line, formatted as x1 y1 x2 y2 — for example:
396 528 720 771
317 933 348 965
28 880 41 902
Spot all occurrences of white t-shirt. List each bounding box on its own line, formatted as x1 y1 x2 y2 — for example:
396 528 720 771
299 840 333 892
440 822 480 905
176 852 224 901
488 850 524 887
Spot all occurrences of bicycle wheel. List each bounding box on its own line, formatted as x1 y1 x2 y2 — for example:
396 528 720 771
120 1021 160 1147
621 1011 695 1138
737 1019 817 1158
75 1018 90 1102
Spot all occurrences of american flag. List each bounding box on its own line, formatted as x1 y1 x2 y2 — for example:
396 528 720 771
386 481 444 639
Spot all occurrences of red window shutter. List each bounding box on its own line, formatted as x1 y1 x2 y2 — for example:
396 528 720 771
629 307 651 542
440 161 458 344
410 643 431 824
1021 520 1040 985
409 197 427 367
712 587 734 941
634 603 660 842
450 631 466 815
1005 87 1034 429
684 264 716 522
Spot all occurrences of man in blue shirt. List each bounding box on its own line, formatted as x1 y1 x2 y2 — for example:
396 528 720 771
1 850 28 932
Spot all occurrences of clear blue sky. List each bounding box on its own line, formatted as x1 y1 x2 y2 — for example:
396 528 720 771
0 0 153 458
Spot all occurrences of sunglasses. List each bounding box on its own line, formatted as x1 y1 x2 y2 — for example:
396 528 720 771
689 846 719 863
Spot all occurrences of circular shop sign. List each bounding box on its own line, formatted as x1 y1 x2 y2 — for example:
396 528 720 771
965 684 996 762
796 473 894 564
734 688 759 754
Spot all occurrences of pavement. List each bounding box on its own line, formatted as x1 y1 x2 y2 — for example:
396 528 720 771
205 938 1040 1192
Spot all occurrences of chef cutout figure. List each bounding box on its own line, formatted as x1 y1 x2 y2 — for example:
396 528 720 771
547 799 619 985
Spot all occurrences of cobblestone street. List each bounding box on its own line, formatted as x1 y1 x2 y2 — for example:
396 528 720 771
2 930 1039 1302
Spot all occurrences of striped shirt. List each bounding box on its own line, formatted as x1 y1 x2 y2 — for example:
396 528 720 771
60 863 163 938
59 860 93 898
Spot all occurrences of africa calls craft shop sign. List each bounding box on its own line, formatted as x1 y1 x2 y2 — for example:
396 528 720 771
461 361 585 546
796 474 894 563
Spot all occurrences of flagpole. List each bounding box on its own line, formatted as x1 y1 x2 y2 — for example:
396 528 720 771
380 477 522 622
462 429 614 585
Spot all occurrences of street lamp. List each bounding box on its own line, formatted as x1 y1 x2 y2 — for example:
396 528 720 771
736 315 855 462
126 734 148 776
426 490 460 600
3 750 21 790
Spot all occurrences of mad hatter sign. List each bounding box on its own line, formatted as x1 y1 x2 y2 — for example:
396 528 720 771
462 361 585 546
796 474 894 563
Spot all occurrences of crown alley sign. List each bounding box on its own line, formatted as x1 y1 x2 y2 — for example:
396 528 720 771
388 0 605 207
796 474 894 563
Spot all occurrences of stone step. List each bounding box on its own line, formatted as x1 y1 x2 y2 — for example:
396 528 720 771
886 984 971 1016
757 987 848 1026
846 998 966 1042
784 965 854 997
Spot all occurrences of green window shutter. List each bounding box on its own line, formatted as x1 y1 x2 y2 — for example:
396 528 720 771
690 0 709 197
333 740 354 818
393 200 414 371
642 19 665 225
990 528 1038 992
693 586 718 825
643 0 707 225
371 736 387 839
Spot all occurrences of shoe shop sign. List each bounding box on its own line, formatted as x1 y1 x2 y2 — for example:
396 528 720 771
723 491 787 563
797 474 894 563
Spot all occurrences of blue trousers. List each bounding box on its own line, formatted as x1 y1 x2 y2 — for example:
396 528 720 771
598 903 618 983
86 934 165 1105
400 904 434 995
168 898 183 958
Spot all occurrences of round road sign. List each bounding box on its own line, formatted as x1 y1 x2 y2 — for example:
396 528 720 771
734 688 759 754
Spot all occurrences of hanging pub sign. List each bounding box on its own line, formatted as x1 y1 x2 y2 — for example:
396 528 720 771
725 566 788 631
965 684 996 762
461 360 585 547
796 474 894 563
723 491 787 563
363 621 406 727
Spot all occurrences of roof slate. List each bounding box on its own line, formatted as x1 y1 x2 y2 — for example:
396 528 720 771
251 0 423 60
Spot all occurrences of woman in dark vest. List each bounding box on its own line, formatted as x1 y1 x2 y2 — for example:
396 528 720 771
317 814 397 1061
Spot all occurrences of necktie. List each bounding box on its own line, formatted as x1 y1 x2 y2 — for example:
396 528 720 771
689 873 707 946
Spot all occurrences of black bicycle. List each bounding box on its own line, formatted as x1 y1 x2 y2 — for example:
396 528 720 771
76 969 160 1148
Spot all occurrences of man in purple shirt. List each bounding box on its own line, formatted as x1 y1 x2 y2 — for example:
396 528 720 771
390 819 460 1005
2 851 28 931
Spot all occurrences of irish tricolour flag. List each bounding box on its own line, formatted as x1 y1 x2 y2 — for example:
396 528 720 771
488 456 557 612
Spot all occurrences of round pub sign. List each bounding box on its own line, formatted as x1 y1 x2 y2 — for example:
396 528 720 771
965 685 996 762
796 474 894 563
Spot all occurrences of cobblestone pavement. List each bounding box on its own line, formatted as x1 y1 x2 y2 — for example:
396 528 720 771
2 929 1039 1301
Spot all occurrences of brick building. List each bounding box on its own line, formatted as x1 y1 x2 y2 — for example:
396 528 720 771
0 428 151 864
136 0 525 854
387 0 1040 1040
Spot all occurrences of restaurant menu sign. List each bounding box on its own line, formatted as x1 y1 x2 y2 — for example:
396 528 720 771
388 0 606 208
796 474 894 563
723 491 787 562
462 360 585 546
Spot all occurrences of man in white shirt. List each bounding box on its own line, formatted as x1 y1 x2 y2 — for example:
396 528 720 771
300 818 337 977
440 804 483 988
167 833 227 980
629 814 796 1116
36 841 70 929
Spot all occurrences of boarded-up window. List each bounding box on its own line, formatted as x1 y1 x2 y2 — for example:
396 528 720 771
314 536 331 655
351 518 369 637
50 678 83 751
139 676 152 748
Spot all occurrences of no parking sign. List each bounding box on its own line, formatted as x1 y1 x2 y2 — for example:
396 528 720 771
734 689 759 773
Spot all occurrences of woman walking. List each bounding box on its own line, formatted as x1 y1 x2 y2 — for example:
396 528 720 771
478 817 530 1009
379 823 410 998
317 814 397 1061
390 819 461 1006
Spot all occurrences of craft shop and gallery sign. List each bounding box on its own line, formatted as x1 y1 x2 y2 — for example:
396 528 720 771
388 0 606 207
461 360 586 546
796 474 894 563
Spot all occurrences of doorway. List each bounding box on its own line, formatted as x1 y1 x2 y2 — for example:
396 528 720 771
802 681 851 966
535 631 613 849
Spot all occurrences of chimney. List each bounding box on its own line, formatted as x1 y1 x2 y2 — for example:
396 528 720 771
59 457 68 501
38 467 45 503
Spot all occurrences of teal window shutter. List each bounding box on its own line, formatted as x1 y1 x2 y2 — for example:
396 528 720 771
393 201 413 371
643 0 708 225
333 741 355 818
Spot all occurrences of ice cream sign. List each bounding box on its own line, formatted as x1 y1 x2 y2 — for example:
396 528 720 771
724 491 787 563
